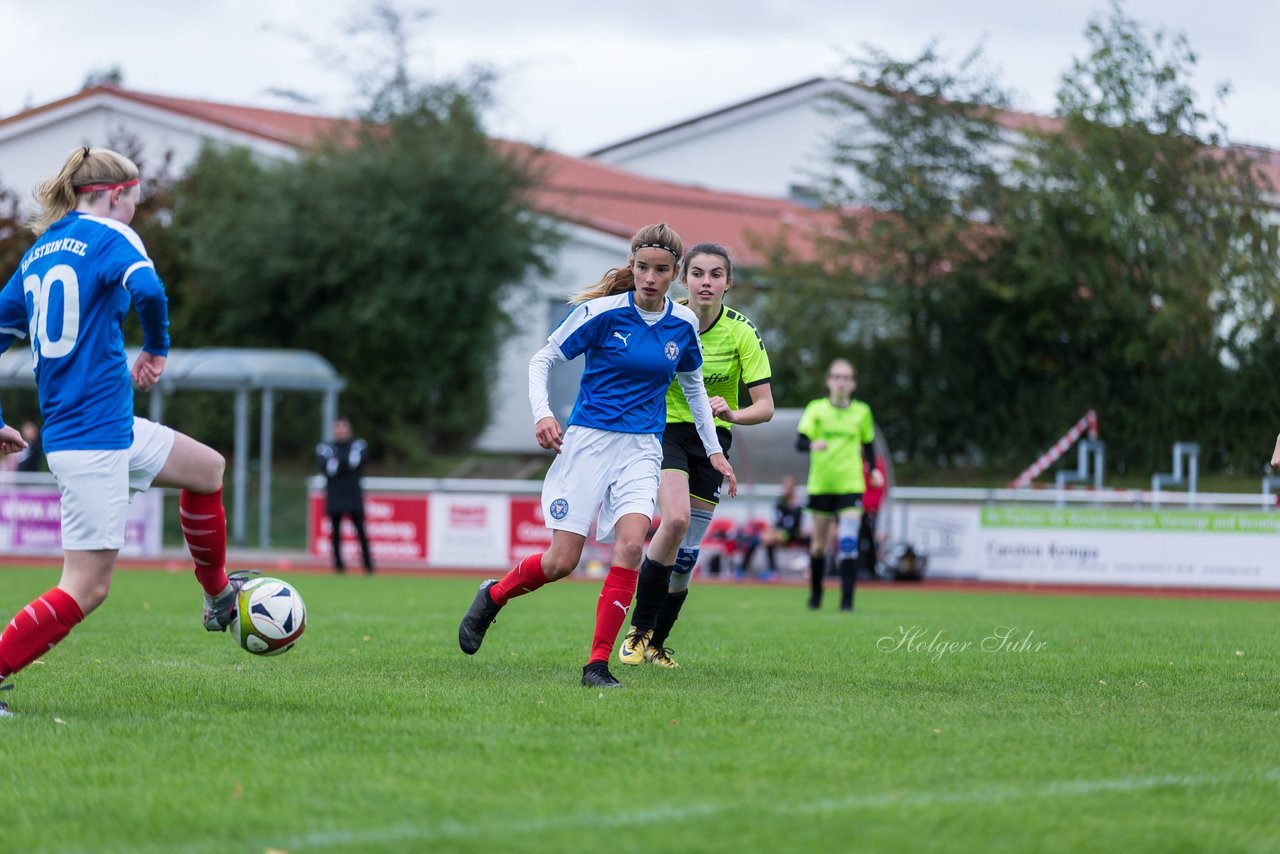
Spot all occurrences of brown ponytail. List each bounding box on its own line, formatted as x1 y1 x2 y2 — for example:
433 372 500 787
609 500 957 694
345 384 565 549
569 223 685 304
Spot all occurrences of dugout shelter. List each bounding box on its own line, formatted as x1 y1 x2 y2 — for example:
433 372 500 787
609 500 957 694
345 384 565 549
0 346 345 548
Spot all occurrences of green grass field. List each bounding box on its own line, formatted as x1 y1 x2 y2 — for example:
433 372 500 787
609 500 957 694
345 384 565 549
2 567 1278 854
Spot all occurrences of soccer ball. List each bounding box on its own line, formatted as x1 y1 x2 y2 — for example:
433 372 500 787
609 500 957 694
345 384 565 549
231 576 307 656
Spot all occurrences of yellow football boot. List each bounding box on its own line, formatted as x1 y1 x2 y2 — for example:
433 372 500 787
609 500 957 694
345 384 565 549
645 645 680 669
619 626 651 666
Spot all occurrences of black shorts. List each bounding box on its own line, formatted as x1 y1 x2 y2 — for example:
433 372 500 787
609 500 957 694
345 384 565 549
662 422 733 505
807 493 864 515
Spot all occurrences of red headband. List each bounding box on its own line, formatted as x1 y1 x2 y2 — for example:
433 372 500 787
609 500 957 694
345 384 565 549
74 178 140 194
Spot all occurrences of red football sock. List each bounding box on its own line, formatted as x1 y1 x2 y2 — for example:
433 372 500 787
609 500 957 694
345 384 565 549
0 587 85 679
181 488 229 596
589 565 639 664
490 553 549 606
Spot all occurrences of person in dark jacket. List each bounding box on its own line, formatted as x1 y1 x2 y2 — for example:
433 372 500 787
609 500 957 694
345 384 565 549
317 417 374 574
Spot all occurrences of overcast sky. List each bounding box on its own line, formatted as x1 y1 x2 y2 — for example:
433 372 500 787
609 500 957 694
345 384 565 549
4 0 1278 155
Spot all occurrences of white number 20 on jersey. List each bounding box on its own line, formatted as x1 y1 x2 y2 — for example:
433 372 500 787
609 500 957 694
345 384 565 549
22 263 81 365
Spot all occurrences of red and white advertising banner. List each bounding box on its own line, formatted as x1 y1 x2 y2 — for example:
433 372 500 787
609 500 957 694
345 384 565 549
305 490 631 570
509 497 553 564
427 493 510 568
508 495 620 569
308 491 429 563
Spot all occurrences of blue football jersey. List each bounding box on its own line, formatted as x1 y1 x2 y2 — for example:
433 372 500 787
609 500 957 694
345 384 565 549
0 212 170 451
551 292 703 435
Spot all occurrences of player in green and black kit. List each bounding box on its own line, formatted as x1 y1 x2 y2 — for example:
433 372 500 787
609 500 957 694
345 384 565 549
797 358 882 611
619 243 773 669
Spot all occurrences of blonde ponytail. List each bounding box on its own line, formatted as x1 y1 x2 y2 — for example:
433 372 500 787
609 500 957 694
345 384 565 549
30 147 139 235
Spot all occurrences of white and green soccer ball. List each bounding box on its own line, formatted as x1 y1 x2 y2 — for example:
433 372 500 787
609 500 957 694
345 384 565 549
231 576 307 656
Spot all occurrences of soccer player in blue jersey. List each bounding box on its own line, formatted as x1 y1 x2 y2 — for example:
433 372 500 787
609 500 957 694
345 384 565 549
458 223 737 687
0 147 246 717
620 243 774 669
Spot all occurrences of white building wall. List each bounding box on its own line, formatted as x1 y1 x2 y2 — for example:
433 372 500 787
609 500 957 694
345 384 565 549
594 77 1280 218
475 224 628 452
593 100 836 199
0 96 297 209
590 80 887 201
590 81 1051 206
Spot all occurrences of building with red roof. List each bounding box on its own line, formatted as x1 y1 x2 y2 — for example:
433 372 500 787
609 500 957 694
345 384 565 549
3 80 1274 461
0 85 836 454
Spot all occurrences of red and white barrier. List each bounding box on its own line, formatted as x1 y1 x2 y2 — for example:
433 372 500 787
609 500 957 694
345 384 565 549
1011 410 1099 489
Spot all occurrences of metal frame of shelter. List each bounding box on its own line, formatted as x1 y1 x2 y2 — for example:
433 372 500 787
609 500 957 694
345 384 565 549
0 347 345 548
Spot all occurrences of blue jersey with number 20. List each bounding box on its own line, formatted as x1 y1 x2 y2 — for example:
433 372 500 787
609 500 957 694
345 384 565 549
0 212 170 452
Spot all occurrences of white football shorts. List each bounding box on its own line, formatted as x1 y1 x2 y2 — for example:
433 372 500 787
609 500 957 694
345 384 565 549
45 417 176 551
541 425 661 542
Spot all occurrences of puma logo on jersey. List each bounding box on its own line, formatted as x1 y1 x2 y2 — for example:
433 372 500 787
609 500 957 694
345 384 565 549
613 331 631 346
612 600 629 615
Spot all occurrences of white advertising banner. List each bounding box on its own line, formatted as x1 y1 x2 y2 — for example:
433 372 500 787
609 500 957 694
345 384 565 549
896 503 985 579
0 485 162 557
427 493 511 569
900 502 1280 589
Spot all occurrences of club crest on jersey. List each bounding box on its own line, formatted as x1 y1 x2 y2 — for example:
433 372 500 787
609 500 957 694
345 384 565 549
549 498 569 520
664 341 680 361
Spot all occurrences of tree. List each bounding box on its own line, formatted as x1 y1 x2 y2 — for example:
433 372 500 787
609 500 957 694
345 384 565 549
749 5 1279 475
743 43 1013 463
153 3 559 461
166 86 555 460
82 66 124 88
993 2 1280 471
0 182 26 278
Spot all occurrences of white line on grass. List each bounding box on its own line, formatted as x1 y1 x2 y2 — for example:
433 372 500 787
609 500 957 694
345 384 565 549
267 771 1280 852
267 771 1280 851
64 770 1280 854
797 772 1276 814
